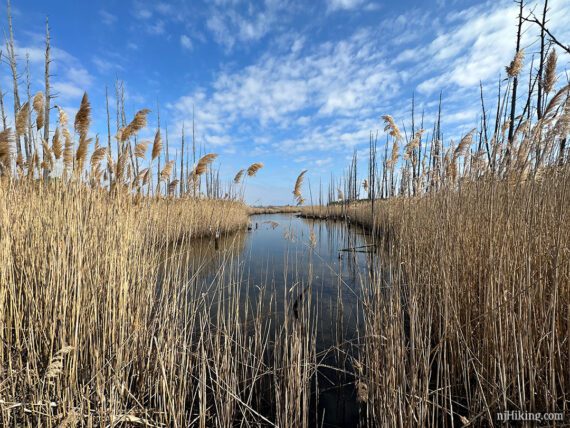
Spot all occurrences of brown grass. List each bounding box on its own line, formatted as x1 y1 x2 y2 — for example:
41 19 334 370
301 167 570 425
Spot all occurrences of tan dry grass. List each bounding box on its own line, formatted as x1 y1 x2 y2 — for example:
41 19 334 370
302 167 570 426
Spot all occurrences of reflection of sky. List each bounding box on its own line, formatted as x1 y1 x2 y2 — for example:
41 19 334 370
208 213 373 348
187 213 371 426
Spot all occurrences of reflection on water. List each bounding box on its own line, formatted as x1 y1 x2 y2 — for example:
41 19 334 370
176 213 375 427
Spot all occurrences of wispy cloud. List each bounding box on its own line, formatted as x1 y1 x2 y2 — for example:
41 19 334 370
92 56 125 74
180 35 193 51
168 28 399 155
206 0 293 50
326 0 366 12
99 10 117 26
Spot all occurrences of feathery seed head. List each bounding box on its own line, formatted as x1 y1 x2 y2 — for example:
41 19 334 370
16 102 30 137
234 169 245 184
544 49 558 94
74 92 91 138
152 129 162 161
246 162 264 177
506 49 525 78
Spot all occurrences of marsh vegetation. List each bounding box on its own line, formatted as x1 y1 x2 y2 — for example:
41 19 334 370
0 0 569 426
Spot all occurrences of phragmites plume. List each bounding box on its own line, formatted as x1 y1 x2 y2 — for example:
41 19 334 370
387 139 399 168
121 109 151 142
134 140 149 159
90 145 107 171
455 128 476 158
151 129 162 161
136 168 150 186
63 128 74 170
45 346 74 381
106 150 114 171
554 102 570 136
444 148 457 182
382 115 402 141
33 92 45 130
74 92 91 138
0 128 14 170
16 102 30 137
247 162 264 177
57 106 68 128
544 49 557 94
233 169 245 184
75 136 92 173
506 49 525 78
544 83 570 120
160 160 174 181
16 152 23 169
52 128 62 159
115 152 128 183
193 153 218 176
404 130 424 160
42 139 53 168
293 169 308 204
168 179 179 194
356 380 369 404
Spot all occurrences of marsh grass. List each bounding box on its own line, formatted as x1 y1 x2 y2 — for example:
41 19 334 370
0 180 330 427
302 166 570 426
1 0 569 426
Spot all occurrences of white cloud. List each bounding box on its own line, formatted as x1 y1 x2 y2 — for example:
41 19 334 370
147 20 165 35
99 10 117 26
52 82 85 100
413 0 570 95
206 0 292 50
180 35 193 51
315 157 332 167
14 39 94 106
327 0 366 11
92 56 125 74
135 9 152 20
167 29 399 155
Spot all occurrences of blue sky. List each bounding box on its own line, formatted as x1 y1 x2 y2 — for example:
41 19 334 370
2 0 569 204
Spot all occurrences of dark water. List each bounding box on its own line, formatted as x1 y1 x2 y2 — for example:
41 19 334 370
187 213 375 426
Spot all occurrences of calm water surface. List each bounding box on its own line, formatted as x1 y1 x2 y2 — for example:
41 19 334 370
188 213 376 426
